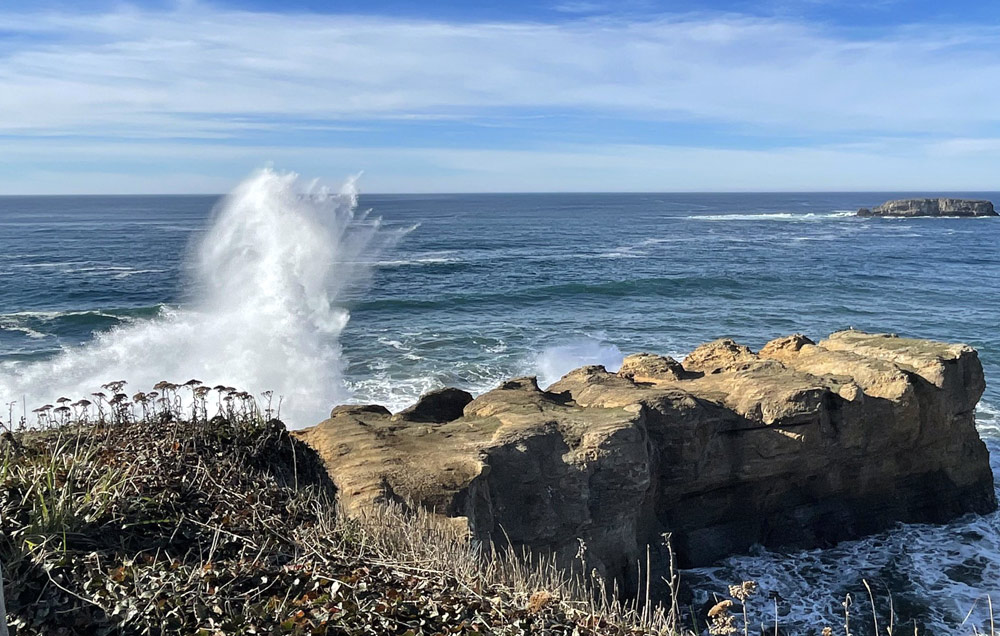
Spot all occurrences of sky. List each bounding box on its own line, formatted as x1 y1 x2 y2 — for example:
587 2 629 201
3 0 1000 193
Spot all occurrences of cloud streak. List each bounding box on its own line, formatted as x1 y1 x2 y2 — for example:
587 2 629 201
2 3 1000 191
2 5 1000 138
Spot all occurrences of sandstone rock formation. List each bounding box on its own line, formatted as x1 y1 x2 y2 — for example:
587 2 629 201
295 331 996 584
857 198 996 217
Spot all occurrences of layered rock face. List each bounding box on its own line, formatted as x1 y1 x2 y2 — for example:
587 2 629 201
295 331 996 581
857 198 997 217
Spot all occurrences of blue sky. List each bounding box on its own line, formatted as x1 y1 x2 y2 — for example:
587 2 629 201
3 0 1000 193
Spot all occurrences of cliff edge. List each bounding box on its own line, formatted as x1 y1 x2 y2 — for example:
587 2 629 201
296 331 996 580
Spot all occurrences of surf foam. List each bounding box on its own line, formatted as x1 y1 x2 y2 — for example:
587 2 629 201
535 337 624 387
0 168 398 428
687 211 857 221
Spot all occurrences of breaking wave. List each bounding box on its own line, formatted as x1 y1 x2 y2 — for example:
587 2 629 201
0 168 401 428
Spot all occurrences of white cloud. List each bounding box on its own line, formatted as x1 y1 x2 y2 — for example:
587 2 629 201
3 4 1000 192
1 5 1000 140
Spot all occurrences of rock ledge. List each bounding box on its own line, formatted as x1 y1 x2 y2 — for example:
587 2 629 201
296 331 996 580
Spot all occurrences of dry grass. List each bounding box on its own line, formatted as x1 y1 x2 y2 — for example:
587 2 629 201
0 396 688 635
1 387 993 635
331 502 683 635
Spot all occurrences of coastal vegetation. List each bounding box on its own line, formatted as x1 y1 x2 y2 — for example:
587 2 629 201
0 387 686 635
0 382 993 635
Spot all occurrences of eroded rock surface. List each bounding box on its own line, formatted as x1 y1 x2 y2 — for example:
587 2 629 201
857 198 997 217
295 331 996 581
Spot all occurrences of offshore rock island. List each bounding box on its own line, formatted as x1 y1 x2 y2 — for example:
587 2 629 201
857 197 997 217
297 330 996 581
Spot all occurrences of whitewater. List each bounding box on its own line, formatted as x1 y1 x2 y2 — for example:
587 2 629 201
1 172 999 632
0 169 403 426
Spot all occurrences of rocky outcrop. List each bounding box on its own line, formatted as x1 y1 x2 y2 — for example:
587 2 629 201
295 331 996 583
857 198 997 217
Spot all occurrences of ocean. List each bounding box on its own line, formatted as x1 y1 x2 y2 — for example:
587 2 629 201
1 170 997 632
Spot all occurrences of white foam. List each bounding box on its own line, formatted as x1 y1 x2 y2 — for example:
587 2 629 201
688 211 857 221
15 264 169 279
596 236 689 259
345 374 443 413
977 401 1000 437
691 504 1000 632
0 168 401 428
688 402 1000 633
0 309 146 322
112 268 166 279
484 339 507 354
0 321 47 339
345 359 510 414
11 261 87 269
596 251 643 259
534 337 624 388
371 251 461 267
0 310 64 319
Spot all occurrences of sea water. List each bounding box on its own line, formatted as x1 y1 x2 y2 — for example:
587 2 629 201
1 169 997 632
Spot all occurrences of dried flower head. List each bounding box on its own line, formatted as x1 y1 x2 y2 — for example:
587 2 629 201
729 580 758 601
708 599 733 618
708 599 737 635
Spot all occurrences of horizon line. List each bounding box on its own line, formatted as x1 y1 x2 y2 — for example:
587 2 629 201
1 189 999 198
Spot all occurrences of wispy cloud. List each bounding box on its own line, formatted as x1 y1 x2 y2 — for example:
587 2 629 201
2 5 1000 137
2 3 1000 191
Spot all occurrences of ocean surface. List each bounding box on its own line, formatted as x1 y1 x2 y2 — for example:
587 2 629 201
1 170 998 632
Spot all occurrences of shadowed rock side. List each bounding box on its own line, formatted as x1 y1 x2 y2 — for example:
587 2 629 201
857 198 997 217
295 331 996 584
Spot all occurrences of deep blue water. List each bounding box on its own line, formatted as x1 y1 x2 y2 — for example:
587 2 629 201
1 188 998 632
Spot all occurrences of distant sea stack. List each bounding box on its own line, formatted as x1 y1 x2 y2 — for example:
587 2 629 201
857 197 997 217
296 330 997 576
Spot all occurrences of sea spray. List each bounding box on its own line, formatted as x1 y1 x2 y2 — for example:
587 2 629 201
0 168 401 428
534 337 624 387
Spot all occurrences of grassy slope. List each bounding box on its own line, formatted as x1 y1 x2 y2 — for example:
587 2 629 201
0 415 678 635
